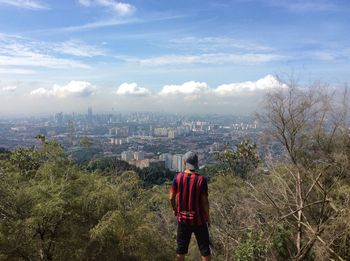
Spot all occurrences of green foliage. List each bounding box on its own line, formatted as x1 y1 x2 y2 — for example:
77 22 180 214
234 229 266 261
1 130 350 260
0 148 10 160
85 157 138 174
9 147 41 176
79 136 93 148
138 166 175 186
214 140 259 179
9 139 66 176
272 224 295 260
69 147 103 164
201 164 220 181
86 157 175 186
0 140 174 261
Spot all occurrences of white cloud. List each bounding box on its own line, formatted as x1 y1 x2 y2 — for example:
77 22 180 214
79 0 135 16
0 68 35 74
234 0 335 12
268 0 335 12
169 37 272 52
138 53 282 66
156 75 284 99
54 18 139 32
52 40 105 57
30 81 95 98
213 74 285 96
305 51 337 61
116 83 150 96
6 75 289 115
29 87 48 96
0 0 48 10
0 38 91 69
2 86 17 92
159 81 208 95
0 54 90 69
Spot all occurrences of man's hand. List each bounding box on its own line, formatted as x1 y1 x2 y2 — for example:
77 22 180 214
169 192 177 217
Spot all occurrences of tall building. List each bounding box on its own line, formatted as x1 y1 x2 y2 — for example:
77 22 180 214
121 150 133 162
172 154 184 172
134 151 145 161
159 153 173 169
109 128 115 135
87 107 93 123
55 112 63 126
154 127 168 137
168 129 176 139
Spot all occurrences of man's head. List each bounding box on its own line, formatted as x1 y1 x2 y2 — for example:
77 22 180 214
183 151 199 170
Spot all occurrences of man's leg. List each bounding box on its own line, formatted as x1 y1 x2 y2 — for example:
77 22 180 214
201 255 211 261
193 225 211 261
176 222 192 260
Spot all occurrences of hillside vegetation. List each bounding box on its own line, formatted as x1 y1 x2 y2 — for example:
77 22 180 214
1 84 349 261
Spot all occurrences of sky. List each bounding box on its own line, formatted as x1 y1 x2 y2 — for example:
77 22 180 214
0 0 349 116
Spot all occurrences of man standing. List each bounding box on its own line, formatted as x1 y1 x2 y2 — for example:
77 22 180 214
169 151 211 261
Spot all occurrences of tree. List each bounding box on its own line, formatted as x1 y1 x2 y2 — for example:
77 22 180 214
0 140 175 260
258 78 350 260
214 140 259 179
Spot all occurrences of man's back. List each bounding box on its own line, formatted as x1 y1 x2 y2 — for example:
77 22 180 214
171 170 208 226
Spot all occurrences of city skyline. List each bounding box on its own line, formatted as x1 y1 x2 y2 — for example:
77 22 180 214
0 0 350 115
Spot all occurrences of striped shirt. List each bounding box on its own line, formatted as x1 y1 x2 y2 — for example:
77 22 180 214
170 170 208 226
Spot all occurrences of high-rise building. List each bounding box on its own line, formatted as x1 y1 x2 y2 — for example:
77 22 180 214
172 154 184 172
109 128 115 136
121 150 133 162
154 127 168 137
134 151 145 161
159 153 173 169
55 112 63 126
168 129 176 139
87 107 93 123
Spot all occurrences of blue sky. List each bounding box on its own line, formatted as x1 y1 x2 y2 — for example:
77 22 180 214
0 0 349 115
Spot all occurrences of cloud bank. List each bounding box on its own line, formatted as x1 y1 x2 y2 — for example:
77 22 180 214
213 74 286 96
159 81 208 96
116 83 150 96
2 86 17 92
21 75 286 115
30 81 95 98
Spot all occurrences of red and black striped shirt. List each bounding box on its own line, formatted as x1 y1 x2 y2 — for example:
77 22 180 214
170 170 208 226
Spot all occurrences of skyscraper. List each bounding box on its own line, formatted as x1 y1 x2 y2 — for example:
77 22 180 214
87 107 93 123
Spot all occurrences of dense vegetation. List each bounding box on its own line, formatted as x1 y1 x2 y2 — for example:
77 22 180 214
1 84 350 260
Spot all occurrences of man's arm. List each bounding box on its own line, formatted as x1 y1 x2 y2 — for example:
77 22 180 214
201 194 210 225
169 192 177 216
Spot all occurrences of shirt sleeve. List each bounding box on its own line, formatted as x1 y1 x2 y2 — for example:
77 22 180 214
170 176 178 194
201 177 208 196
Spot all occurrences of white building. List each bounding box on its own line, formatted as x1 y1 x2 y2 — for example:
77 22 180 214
172 154 184 172
154 127 168 137
121 150 133 162
168 129 176 139
134 151 145 161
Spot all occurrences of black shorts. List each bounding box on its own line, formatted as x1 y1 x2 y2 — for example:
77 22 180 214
176 222 211 257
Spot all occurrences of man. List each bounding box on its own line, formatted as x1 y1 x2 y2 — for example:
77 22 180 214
169 151 211 261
